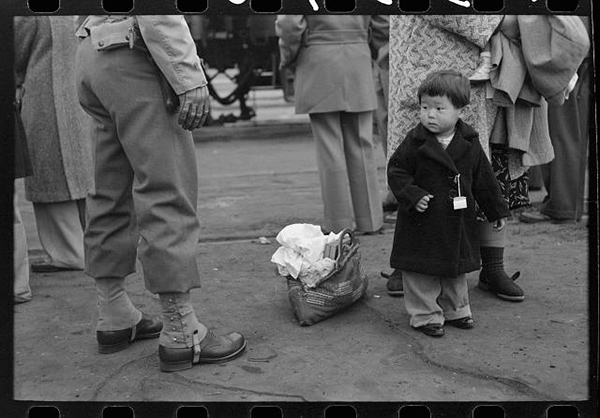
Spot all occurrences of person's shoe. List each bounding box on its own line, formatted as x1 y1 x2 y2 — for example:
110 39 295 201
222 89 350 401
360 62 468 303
382 192 399 212
31 261 82 273
384 211 397 224
445 317 474 329
469 51 492 82
519 211 576 224
478 271 524 302
14 295 32 304
384 269 404 297
97 313 163 354
355 226 385 236
414 323 444 337
159 329 247 372
382 200 399 212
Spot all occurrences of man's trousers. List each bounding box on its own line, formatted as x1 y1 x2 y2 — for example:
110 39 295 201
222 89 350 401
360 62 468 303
33 200 85 269
75 38 201 294
309 111 383 233
541 59 591 222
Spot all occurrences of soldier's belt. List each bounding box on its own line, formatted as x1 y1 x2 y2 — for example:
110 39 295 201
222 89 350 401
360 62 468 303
304 29 369 45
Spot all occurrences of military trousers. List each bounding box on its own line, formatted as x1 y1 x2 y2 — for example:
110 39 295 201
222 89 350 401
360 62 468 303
75 37 201 294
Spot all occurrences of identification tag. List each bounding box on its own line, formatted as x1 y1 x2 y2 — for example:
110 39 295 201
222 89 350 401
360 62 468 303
453 196 467 210
453 174 467 210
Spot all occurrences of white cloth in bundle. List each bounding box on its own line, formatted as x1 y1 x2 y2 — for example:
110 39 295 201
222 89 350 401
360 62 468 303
271 223 341 288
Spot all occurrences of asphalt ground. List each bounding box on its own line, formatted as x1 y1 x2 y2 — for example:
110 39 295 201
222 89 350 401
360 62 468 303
9 87 594 417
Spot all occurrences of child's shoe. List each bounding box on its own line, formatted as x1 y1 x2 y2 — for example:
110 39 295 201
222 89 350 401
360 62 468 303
385 269 404 297
445 317 474 329
414 323 444 337
469 51 492 82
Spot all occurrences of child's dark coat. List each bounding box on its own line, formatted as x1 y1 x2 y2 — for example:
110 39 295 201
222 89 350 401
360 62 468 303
387 120 511 278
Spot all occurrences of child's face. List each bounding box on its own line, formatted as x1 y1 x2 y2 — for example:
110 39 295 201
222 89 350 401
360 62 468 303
419 94 465 137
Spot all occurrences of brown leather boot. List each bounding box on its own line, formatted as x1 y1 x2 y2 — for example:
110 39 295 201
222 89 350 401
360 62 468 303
159 329 246 372
157 292 246 372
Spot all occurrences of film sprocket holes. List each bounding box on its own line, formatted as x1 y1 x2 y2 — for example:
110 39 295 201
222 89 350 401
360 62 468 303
3 1 595 418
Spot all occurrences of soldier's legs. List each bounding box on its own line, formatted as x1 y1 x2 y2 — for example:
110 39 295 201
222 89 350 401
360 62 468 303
76 38 245 365
76 42 143 335
78 39 201 293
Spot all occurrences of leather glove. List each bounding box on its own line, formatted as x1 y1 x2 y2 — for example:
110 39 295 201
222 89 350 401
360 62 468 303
177 85 210 131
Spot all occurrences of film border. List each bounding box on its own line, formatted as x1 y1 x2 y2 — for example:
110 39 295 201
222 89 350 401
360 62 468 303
0 0 594 15
0 0 596 418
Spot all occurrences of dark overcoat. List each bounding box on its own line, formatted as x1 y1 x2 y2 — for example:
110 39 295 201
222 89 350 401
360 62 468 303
388 120 511 278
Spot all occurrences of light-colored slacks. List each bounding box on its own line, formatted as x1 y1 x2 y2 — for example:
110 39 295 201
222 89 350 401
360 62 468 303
402 270 472 328
33 200 85 269
373 62 389 157
75 37 201 294
14 189 31 302
309 111 383 233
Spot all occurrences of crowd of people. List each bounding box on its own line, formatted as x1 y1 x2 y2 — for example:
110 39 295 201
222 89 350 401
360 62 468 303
12 13 591 374
277 14 590 337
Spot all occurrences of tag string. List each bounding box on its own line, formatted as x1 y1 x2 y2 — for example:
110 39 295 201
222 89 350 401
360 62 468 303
457 174 462 197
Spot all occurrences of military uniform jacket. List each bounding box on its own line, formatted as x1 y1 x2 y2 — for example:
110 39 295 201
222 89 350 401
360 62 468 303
388 120 511 278
76 15 206 95
276 15 382 114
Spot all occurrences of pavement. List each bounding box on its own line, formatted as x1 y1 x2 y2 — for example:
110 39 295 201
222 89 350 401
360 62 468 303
9 87 594 417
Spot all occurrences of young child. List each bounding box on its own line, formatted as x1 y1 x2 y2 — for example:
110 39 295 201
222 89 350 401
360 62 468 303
387 70 511 337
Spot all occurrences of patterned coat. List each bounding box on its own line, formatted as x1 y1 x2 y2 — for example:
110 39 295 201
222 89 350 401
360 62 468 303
387 15 503 160
14 16 93 202
276 15 382 114
387 15 587 176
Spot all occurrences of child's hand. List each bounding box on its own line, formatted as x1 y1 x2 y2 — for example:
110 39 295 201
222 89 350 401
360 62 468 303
415 194 434 213
493 217 507 232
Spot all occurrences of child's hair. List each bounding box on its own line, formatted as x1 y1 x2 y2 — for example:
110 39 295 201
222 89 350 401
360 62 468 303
417 70 470 109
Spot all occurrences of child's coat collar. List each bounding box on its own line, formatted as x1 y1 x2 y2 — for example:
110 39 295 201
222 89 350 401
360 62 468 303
413 119 479 174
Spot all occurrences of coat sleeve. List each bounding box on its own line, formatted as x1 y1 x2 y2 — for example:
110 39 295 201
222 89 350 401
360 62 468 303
275 15 306 68
369 15 389 64
387 138 430 214
518 15 590 106
14 16 38 88
136 15 207 95
423 15 502 49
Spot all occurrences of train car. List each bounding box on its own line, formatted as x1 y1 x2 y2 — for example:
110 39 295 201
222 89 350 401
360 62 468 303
185 15 294 124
